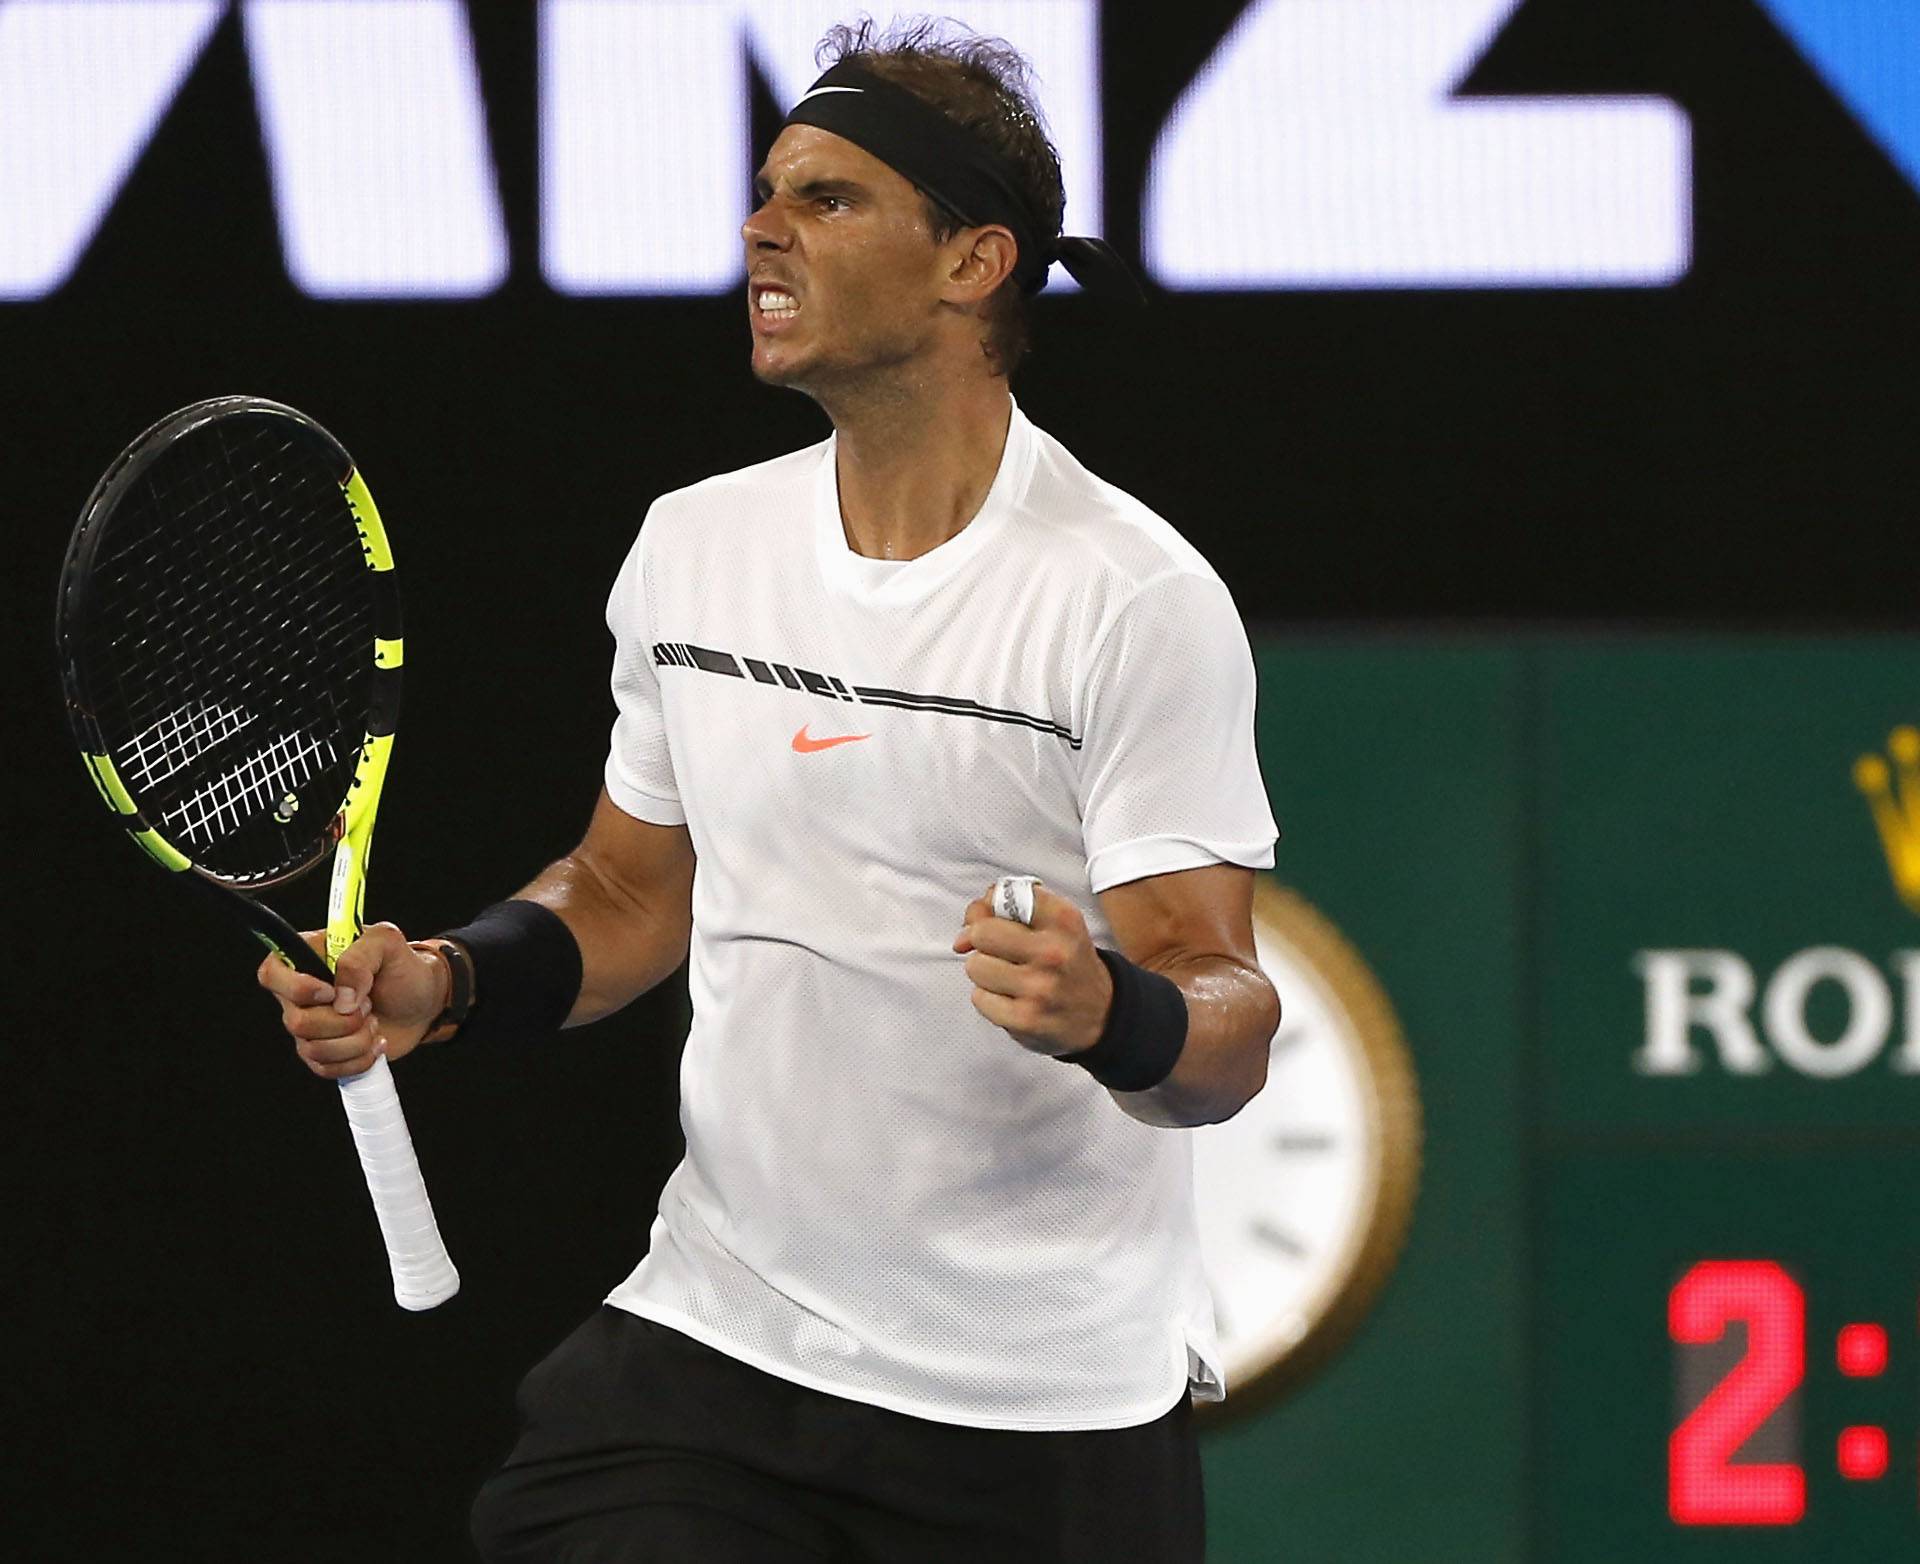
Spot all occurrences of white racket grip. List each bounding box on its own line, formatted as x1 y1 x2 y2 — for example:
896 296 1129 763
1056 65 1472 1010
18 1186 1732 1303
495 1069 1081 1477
336 1055 460 1310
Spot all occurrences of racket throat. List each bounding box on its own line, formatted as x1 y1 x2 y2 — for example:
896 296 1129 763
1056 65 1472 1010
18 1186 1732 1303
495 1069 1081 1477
326 837 359 965
326 728 394 963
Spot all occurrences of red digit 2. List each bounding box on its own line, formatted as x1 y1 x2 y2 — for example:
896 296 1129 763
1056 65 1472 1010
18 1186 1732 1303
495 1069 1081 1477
1668 1260 1806 1526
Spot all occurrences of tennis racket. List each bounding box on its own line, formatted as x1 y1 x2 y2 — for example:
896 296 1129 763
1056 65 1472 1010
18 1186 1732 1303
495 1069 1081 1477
54 395 459 1311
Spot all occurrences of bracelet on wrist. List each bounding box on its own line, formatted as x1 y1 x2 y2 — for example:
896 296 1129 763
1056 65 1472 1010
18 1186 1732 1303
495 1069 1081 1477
410 938 473 1044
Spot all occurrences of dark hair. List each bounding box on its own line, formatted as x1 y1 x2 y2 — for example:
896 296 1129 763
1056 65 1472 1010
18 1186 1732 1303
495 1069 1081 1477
816 17 1065 378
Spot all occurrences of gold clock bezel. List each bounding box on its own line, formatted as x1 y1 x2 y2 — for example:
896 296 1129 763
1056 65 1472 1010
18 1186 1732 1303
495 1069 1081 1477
1197 879 1423 1423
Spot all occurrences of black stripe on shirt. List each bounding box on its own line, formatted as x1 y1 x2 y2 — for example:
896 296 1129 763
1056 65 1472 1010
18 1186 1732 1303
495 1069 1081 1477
651 642 1080 747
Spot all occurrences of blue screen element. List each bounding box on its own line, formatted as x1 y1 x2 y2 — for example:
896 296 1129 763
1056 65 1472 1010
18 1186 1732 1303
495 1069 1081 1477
1753 0 1920 196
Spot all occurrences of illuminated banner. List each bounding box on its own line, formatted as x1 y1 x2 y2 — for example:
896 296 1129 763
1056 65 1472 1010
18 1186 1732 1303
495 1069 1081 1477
2 1 1913 302
0 0 1695 300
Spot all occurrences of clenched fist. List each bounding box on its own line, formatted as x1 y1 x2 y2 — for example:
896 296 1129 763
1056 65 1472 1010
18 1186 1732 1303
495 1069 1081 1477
953 883 1114 1056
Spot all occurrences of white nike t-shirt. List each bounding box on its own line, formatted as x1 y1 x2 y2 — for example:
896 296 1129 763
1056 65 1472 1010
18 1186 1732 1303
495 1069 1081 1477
601 399 1278 1430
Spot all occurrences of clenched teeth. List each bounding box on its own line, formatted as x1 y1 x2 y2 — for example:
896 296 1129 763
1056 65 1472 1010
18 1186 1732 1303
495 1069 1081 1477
757 290 799 316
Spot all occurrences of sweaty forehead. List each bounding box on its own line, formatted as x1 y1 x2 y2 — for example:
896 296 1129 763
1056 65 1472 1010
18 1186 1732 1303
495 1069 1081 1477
756 124 918 200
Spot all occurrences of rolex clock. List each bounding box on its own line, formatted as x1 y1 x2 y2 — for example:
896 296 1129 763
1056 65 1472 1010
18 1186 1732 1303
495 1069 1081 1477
1191 878 1422 1417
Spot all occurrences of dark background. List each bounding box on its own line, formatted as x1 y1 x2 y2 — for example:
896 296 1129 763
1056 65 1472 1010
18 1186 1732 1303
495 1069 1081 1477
7 1 1918 1557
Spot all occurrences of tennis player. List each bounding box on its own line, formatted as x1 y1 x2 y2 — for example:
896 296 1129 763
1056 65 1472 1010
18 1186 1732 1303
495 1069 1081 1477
261 20 1279 1563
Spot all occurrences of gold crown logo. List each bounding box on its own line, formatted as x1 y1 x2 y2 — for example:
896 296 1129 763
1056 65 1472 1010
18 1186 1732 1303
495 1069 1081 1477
1856 726 1920 916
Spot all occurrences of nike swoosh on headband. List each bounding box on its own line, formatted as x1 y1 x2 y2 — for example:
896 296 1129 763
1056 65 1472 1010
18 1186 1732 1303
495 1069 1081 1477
793 85 866 105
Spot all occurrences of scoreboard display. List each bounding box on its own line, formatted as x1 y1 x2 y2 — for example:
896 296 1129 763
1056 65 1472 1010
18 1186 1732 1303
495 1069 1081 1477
1211 639 1920 1562
1531 644 1920 1559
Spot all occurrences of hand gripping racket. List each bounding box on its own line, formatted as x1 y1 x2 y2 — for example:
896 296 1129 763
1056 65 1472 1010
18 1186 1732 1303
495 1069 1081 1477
55 396 459 1311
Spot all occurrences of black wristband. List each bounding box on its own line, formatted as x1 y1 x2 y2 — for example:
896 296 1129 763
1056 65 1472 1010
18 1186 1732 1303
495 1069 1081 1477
1058 948 1189 1092
433 899 583 1045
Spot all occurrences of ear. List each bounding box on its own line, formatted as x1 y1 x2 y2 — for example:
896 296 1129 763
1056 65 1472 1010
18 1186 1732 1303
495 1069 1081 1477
942 224 1019 305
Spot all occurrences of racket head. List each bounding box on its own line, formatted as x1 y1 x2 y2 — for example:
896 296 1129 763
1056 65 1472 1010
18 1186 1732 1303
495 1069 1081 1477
55 396 401 892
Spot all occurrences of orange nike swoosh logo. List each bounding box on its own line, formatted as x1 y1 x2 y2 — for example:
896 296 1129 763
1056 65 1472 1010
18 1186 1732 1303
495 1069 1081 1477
792 724 871 753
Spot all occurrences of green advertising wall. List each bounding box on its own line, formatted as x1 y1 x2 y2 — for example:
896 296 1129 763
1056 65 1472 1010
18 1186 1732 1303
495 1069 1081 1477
1206 636 1920 1564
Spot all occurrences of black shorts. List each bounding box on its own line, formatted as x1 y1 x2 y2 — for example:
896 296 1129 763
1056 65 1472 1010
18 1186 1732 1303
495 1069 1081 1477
470 1306 1204 1563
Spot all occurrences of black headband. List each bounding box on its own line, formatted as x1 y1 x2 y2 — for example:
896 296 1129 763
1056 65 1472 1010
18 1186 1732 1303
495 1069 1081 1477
781 61 1146 304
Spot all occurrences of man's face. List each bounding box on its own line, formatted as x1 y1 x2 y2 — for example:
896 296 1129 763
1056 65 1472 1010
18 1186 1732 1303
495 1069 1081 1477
743 125 953 391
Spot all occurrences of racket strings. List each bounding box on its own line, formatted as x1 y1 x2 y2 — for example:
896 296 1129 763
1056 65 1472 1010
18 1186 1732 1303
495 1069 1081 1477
121 698 257 794
163 727 342 853
76 414 373 883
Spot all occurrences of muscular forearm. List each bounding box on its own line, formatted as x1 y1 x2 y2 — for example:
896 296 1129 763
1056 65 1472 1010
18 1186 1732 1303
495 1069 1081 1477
961 866 1277 1129
515 849 691 1029
1106 954 1278 1128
